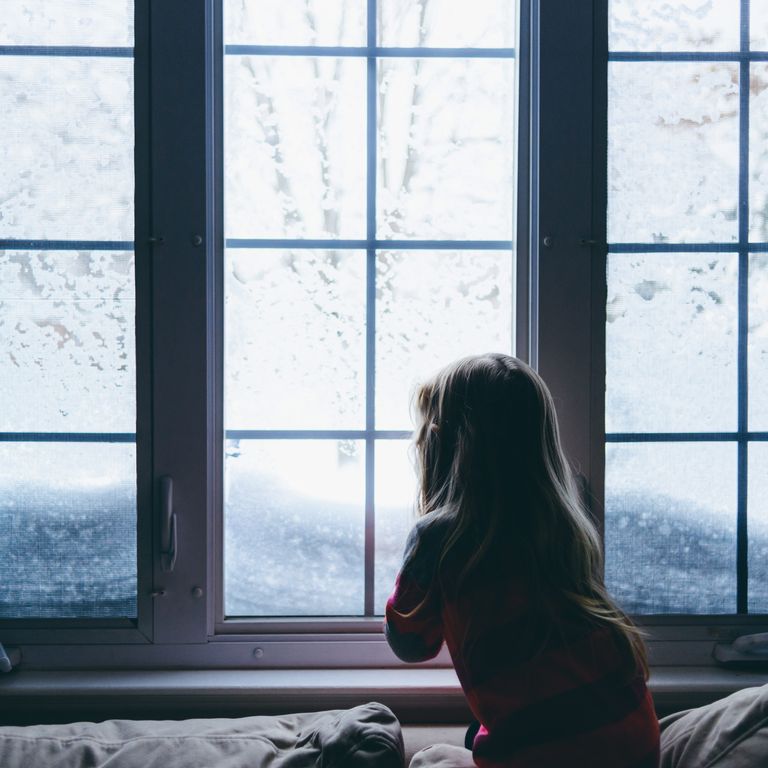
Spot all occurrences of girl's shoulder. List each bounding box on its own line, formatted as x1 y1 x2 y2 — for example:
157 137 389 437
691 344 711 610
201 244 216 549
401 512 454 584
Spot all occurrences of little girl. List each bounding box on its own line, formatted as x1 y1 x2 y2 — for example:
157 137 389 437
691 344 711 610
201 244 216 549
385 354 659 768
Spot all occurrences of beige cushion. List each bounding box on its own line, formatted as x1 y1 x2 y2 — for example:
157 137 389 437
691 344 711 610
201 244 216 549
660 684 768 768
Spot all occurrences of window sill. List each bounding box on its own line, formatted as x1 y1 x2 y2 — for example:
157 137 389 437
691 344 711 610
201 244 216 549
1 667 767 726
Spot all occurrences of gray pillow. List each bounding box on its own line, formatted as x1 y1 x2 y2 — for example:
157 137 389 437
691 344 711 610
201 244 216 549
660 684 768 768
0 701 404 768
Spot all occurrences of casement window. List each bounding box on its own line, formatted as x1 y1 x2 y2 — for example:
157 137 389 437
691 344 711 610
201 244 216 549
1 0 766 672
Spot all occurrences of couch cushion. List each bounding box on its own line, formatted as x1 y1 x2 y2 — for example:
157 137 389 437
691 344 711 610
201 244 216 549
659 683 768 768
0 701 403 768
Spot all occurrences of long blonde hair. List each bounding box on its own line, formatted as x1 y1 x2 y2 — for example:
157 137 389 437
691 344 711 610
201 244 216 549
412 353 648 678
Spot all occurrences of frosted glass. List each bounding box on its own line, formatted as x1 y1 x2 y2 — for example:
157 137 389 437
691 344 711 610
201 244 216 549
225 0 365 46
379 0 515 47
376 250 513 429
225 56 365 239
0 57 134 241
750 254 768 430
225 250 365 429
377 58 515 240
224 441 365 616
751 65 768 241
0 1 133 46
609 0 739 52
605 442 737 614
608 63 739 244
374 440 417 615
749 444 768 613
0 443 136 618
606 253 737 433
0 250 135 432
753 2 768 51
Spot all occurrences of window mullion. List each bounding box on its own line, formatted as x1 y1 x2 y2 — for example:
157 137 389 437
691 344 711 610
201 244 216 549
148 0 211 644
536 0 603 517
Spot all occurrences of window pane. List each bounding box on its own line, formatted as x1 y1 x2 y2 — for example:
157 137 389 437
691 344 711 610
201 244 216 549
0 443 136 618
376 250 513 429
752 2 768 51
0 250 135 432
609 0 739 52
750 253 768 430
751 64 768 242
224 440 365 616
225 249 365 430
374 440 416 614
608 62 738 244
377 58 515 240
0 0 133 46
0 6 136 620
379 0 516 48
605 442 737 614
606 253 737 433
0 57 134 241
225 56 366 239
225 0 365 47
749 443 768 612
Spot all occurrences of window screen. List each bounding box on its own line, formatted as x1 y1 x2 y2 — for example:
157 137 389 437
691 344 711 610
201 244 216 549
605 0 767 614
0 1 136 619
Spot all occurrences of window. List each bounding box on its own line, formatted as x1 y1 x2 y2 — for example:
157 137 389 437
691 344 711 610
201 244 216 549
604 0 768 616
0 0 138 620
1 0 765 671
220 0 517 619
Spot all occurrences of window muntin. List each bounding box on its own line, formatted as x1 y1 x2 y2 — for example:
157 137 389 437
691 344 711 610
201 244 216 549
0 2 136 619
605 0 767 615
221 0 517 618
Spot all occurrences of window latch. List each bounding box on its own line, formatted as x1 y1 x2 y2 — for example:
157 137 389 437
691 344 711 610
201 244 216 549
714 633 768 667
160 475 177 573
0 642 21 673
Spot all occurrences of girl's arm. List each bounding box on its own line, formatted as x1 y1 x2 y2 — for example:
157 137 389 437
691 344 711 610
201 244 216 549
384 522 444 662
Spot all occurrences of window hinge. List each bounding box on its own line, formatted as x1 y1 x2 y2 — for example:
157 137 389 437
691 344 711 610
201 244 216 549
713 633 768 667
159 475 177 573
0 642 21 673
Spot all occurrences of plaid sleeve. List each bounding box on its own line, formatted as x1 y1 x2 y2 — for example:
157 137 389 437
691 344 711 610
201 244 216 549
384 523 444 662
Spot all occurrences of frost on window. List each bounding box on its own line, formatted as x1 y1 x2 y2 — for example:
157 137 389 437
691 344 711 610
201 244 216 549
375 250 513 429
0 250 135 432
606 253 737 433
0 0 133 46
0 443 136 618
605 442 737 614
752 2 768 51
225 249 366 430
377 58 515 240
749 444 768 612
609 0 738 52
379 0 516 48
225 55 366 240
374 440 416 613
225 0 365 47
0 57 134 241
750 254 768 430
224 440 365 616
608 62 738 244
751 65 768 242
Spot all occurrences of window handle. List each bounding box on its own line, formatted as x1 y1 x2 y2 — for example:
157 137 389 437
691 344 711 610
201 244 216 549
0 642 21 673
160 475 177 573
714 633 768 666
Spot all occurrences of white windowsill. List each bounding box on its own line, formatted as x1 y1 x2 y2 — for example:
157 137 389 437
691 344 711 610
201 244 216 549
2 667 767 724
